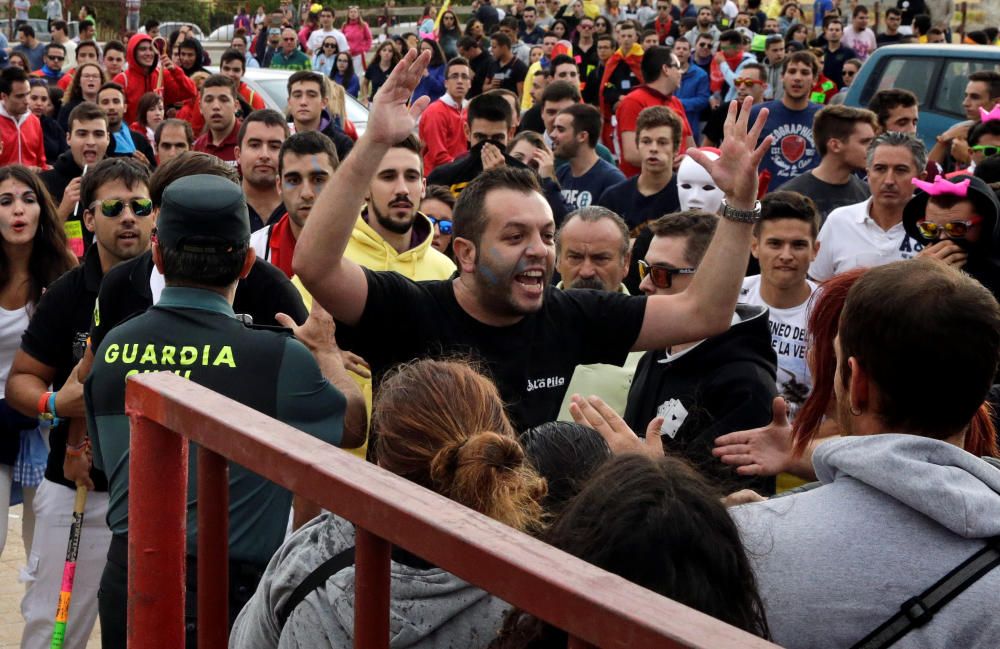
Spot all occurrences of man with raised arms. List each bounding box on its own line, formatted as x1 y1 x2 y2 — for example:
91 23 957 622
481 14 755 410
295 49 772 431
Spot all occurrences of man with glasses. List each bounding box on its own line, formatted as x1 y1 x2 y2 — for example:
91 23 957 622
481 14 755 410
967 117 1000 173
904 174 1000 303
7 158 152 649
575 17 598 77
615 46 694 178
419 56 471 174
624 208 778 494
691 33 715 75
270 26 311 70
645 1 679 45
31 43 67 83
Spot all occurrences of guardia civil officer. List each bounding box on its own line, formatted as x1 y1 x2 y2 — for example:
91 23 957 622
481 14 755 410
84 174 366 649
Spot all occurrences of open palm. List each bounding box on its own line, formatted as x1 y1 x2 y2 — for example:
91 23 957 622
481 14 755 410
367 48 433 146
688 97 772 204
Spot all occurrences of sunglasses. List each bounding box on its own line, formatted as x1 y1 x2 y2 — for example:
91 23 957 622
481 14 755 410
48 55 65 61
916 219 979 240
733 77 764 87
323 43 337 48
428 216 453 234
637 260 696 288
93 198 154 218
972 144 1000 157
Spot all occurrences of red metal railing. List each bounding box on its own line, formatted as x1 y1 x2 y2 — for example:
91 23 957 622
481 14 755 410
125 372 781 649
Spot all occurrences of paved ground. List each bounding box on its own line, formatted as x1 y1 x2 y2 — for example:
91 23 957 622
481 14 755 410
0 505 101 648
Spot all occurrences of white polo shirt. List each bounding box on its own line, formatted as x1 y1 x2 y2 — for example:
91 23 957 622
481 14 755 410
809 198 923 282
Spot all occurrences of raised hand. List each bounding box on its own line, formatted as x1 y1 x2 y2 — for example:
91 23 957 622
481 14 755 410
712 396 792 476
569 394 664 459
687 96 771 209
367 47 432 146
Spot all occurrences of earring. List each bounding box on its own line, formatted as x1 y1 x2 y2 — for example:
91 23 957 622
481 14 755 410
849 405 862 416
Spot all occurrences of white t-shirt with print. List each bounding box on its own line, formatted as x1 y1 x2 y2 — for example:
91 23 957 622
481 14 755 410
740 275 817 418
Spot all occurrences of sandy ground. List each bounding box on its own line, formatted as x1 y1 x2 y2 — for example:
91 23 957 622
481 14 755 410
0 505 101 648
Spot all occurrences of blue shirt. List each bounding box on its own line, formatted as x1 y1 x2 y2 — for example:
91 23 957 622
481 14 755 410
677 65 710 141
750 100 823 191
557 158 626 210
813 0 833 26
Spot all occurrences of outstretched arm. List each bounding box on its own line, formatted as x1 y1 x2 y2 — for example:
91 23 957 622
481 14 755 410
293 49 433 326
632 97 771 351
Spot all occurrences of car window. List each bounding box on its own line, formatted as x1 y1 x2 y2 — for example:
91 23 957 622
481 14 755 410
252 78 290 111
861 57 936 108
932 59 999 118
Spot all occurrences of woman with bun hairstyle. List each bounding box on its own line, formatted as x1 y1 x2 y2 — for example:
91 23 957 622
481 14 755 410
230 358 546 649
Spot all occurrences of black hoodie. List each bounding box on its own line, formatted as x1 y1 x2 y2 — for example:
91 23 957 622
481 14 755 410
179 37 208 77
903 174 1000 301
40 150 91 250
426 140 574 226
624 304 778 494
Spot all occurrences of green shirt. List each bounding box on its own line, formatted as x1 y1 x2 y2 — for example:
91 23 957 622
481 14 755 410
269 49 311 71
86 287 346 565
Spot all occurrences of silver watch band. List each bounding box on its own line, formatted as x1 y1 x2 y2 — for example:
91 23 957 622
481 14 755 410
719 199 762 223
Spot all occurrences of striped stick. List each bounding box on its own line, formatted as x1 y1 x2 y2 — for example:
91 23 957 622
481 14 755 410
50 486 88 649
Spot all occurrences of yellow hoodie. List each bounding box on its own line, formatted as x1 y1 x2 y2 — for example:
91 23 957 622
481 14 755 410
344 211 456 280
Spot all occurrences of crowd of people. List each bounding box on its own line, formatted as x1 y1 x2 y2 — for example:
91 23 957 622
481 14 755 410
0 0 998 648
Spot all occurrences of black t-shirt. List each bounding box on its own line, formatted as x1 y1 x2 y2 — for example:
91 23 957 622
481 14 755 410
489 56 528 93
597 175 681 234
90 252 308 352
337 270 647 431
876 32 904 46
20 247 108 491
365 61 392 98
468 51 496 98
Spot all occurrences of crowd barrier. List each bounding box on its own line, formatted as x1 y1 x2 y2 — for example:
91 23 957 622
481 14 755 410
125 371 781 649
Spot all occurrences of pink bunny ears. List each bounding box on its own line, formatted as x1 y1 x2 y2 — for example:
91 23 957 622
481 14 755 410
912 176 971 197
980 105 1000 123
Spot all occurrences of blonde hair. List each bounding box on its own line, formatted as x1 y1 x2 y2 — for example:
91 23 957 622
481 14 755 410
373 359 546 534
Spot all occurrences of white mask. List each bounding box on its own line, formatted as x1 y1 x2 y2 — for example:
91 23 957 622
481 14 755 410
677 150 723 214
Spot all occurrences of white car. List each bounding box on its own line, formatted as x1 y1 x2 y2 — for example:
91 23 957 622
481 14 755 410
208 24 236 43
238 67 368 137
140 22 205 40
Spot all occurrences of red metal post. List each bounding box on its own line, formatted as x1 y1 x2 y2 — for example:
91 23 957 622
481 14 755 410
197 446 230 649
354 527 391 649
128 415 188 649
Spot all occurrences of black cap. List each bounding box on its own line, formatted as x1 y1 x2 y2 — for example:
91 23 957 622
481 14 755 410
156 175 250 253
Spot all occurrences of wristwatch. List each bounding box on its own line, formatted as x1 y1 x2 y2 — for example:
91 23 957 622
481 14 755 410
719 199 762 224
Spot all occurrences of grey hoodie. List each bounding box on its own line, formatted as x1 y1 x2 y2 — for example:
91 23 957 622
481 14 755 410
229 514 509 649
731 434 1000 649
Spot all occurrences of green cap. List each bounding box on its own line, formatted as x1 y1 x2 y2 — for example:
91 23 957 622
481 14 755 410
156 175 250 253
751 33 768 52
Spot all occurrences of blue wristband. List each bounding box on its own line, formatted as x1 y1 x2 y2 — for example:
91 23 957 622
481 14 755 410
47 391 60 427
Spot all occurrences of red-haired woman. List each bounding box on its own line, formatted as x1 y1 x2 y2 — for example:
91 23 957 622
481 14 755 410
714 268 998 480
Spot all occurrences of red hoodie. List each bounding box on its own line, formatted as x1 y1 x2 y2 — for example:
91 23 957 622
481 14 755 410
0 105 46 169
114 34 197 124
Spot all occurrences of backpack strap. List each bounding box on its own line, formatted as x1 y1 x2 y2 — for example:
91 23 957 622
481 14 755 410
276 546 356 629
850 536 1000 649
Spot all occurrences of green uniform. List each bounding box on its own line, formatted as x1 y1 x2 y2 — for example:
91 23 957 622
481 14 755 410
86 287 346 565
